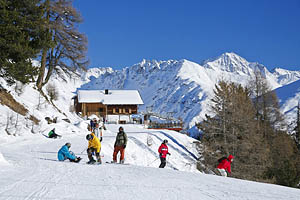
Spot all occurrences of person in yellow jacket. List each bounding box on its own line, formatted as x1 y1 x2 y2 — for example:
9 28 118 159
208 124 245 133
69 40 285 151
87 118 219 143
86 132 101 164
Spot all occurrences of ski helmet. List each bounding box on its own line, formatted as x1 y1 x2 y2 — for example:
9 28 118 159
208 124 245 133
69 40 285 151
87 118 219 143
65 143 71 148
86 134 93 140
163 139 168 144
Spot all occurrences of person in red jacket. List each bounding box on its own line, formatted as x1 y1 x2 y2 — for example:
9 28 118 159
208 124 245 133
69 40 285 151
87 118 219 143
217 154 234 177
158 139 171 168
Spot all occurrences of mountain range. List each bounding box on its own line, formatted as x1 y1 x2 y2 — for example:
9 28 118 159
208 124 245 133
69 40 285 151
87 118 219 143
77 52 300 129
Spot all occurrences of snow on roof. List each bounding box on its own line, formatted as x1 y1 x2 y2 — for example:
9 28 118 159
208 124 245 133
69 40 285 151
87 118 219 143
77 90 144 105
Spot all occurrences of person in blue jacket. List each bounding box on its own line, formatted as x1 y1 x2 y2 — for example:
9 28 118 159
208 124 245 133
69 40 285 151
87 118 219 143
57 143 81 163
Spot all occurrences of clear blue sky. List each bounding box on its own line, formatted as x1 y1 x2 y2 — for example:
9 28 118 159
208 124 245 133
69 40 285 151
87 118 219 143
73 0 300 71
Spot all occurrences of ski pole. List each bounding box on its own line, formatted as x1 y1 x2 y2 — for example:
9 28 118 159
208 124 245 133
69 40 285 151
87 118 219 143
80 148 87 154
147 157 159 166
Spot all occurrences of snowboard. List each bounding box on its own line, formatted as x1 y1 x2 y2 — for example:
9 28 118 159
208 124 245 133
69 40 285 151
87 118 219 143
86 160 102 165
74 157 82 163
42 134 62 139
105 161 130 165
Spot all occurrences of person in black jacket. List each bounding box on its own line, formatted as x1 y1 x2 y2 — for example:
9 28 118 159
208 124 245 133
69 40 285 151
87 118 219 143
112 127 128 164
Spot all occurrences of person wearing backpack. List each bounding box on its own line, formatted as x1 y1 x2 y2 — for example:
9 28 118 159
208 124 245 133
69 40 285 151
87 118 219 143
158 139 171 168
112 126 128 164
217 154 234 177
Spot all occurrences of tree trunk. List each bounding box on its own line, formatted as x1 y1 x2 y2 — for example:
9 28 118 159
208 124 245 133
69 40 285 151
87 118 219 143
36 48 47 89
36 0 50 90
42 47 56 86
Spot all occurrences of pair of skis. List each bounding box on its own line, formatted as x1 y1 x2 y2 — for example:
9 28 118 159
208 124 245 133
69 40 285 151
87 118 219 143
86 161 129 165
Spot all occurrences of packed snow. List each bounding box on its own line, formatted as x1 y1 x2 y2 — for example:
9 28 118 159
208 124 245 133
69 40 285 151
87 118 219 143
1 124 300 200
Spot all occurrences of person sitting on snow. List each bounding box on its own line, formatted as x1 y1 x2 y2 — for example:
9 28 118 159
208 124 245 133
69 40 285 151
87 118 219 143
158 139 171 168
86 132 101 164
48 128 61 139
217 154 234 177
57 143 81 163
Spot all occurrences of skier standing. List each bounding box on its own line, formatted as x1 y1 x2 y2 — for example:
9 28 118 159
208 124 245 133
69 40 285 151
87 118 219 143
94 123 103 142
158 139 171 168
90 118 97 131
86 132 102 164
113 126 128 164
217 154 234 177
57 143 81 162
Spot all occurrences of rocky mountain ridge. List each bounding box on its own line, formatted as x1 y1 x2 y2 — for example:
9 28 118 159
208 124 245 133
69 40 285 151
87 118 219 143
79 52 300 128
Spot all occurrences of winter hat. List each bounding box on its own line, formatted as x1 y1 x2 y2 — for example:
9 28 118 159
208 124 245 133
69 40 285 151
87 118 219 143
65 143 71 148
119 126 124 131
163 139 168 144
228 154 234 161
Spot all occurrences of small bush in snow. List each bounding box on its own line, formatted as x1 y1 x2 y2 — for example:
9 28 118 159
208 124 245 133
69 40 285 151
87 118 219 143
14 82 24 96
46 84 59 101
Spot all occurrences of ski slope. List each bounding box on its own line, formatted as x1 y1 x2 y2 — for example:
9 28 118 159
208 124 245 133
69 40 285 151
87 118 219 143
0 124 299 200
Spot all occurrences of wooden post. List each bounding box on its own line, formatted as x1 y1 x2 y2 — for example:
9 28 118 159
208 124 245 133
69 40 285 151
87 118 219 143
105 105 108 123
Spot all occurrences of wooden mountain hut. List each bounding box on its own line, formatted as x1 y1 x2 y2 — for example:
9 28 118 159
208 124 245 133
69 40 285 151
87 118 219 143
74 89 144 120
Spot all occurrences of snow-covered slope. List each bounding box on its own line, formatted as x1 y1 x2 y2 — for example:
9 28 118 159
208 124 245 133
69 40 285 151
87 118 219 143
272 67 300 85
0 124 299 200
275 79 300 125
0 53 300 199
79 52 300 128
0 65 109 141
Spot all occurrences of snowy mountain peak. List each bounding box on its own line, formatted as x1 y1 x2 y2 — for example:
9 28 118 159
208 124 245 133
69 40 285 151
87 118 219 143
131 59 183 74
203 52 253 75
76 52 300 128
271 67 300 85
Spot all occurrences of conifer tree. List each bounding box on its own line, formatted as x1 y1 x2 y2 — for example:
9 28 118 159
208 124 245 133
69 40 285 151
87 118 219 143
266 132 300 187
249 72 285 138
199 81 270 181
0 0 44 84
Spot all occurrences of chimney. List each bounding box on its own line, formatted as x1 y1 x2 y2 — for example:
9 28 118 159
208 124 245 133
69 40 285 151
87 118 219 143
105 89 109 95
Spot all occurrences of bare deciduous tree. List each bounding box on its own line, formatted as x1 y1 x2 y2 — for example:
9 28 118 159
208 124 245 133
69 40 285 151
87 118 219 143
36 0 88 90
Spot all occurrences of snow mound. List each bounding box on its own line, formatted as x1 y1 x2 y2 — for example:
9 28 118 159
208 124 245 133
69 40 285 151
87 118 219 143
0 152 9 165
74 120 89 130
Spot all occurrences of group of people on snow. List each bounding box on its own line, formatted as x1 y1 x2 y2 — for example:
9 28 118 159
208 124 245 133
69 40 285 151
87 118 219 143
55 118 233 174
56 117 130 165
55 120 171 168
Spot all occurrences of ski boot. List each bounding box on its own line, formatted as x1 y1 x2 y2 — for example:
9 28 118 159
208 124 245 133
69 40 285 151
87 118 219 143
87 159 96 165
